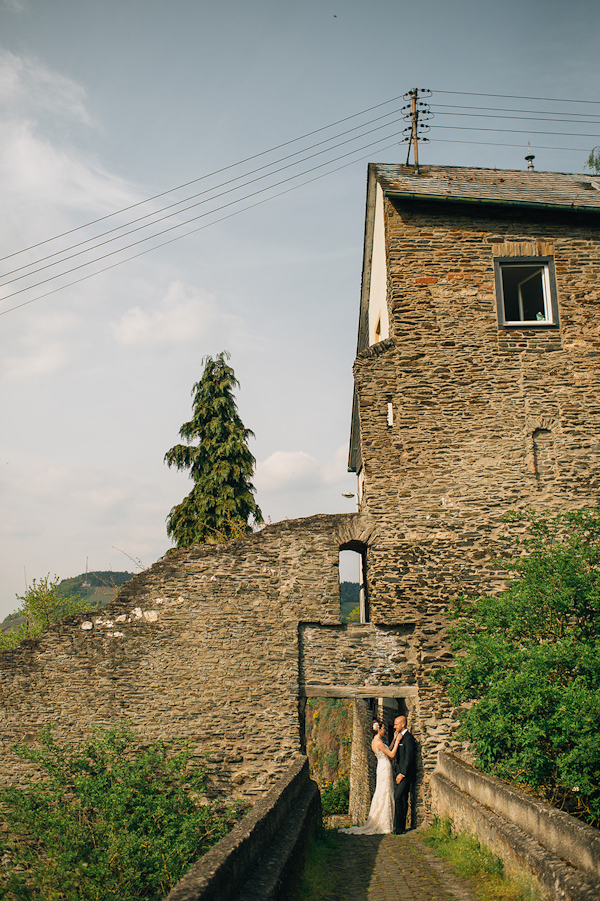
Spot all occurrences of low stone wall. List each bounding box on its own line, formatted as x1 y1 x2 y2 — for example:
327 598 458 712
163 755 320 901
431 751 600 901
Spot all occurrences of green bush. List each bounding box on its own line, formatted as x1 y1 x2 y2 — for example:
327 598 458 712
0 575 90 650
324 752 338 771
0 724 246 900
441 508 600 826
304 699 351 789
320 776 350 816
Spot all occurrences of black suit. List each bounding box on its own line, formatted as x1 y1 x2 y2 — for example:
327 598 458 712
393 729 416 834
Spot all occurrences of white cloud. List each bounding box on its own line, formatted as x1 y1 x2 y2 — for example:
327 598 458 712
254 444 357 525
0 1 28 13
110 280 239 347
0 116 137 221
322 444 352 484
0 310 78 382
255 444 351 494
254 450 320 493
0 452 176 617
0 50 90 123
0 51 138 240
2 340 69 381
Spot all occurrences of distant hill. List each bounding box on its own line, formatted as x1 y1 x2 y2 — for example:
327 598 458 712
57 571 134 599
1 571 135 633
340 581 360 622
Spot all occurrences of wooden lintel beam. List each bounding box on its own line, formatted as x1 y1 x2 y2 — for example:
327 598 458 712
300 685 418 699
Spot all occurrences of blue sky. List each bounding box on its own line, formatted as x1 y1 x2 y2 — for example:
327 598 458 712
1 0 599 616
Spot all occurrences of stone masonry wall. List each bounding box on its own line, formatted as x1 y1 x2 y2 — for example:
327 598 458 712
1 511 459 816
344 196 600 807
4 194 595 834
349 700 375 823
355 199 600 622
0 515 343 798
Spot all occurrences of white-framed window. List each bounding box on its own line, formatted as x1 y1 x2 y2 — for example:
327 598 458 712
494 256 559 328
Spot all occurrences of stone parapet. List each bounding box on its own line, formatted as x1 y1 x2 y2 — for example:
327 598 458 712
431 751 600 901
163 755 320 901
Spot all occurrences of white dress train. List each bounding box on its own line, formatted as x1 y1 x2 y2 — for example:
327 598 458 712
339 749 394 835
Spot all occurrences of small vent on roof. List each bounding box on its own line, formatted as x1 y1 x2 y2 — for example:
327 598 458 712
525 143 535 171
591 181 600 192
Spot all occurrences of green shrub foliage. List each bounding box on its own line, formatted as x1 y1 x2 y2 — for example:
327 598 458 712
442 508 600 826
587 147 600 174
164 352 263 547
0 724 246 900
320 777 350 817
0 575 90 650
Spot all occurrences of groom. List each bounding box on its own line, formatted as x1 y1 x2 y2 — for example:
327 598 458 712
393 715 416 834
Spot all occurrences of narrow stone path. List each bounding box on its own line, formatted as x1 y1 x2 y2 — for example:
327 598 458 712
323 832 479 901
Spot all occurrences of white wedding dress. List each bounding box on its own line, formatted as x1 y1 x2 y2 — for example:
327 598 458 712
339 748 394 834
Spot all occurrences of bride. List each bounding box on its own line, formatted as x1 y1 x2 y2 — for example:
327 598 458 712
339 719 401 835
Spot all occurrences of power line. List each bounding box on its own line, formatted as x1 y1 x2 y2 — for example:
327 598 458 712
429 137 593 154
0 110 407 286
2 90 597 315
5 93 595 290
432 125 600 139
0 93 407 264
434 102 600 120
0 128 406 305
0 139 403 318
19 91 591 282
432 90 600 105
432 111 600 126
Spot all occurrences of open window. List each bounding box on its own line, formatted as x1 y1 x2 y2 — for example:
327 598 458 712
494 256 558 328
339 544 369 623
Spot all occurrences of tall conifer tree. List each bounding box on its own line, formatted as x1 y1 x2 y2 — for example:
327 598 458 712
165 352 263 546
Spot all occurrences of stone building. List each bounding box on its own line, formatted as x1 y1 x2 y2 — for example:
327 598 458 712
1 163 599 826
350 164 600 608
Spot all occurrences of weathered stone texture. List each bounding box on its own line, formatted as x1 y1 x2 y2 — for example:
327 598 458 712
355 199 600 625
0 506 459 816
300 623 418 687
0 515 350 797
431 751 600 900
349 700 376 823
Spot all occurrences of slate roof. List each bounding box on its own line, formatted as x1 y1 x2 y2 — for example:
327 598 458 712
371 164 600 211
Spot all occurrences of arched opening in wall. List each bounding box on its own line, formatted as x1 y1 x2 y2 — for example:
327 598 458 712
339 544 368 623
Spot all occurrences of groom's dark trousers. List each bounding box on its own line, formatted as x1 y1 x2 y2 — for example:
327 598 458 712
393 730 416 834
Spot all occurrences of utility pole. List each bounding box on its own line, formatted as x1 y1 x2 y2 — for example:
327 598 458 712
402 88 432 173
410 89 420 171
